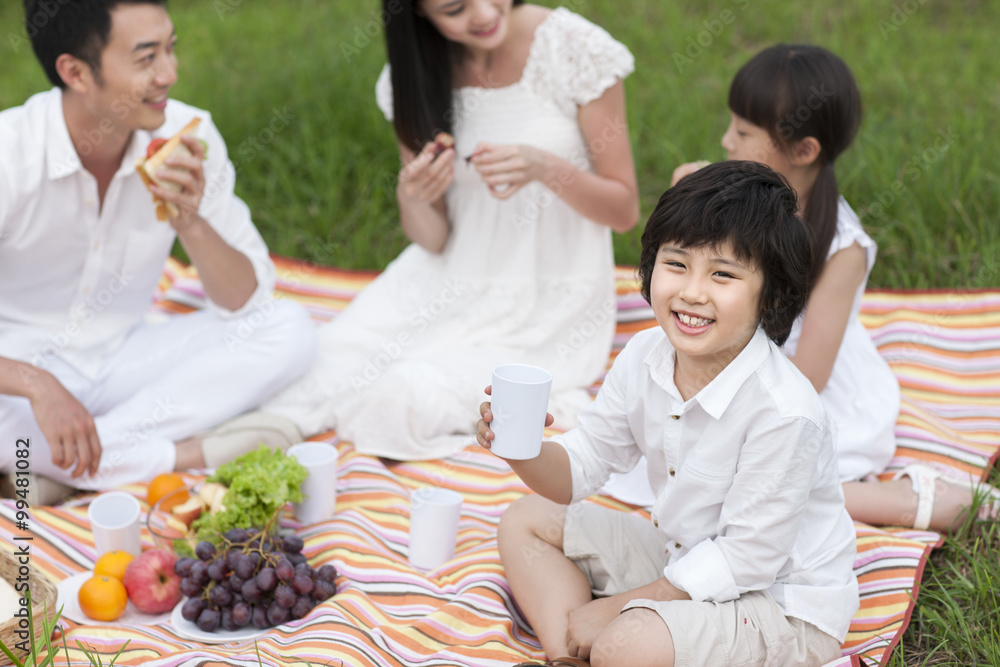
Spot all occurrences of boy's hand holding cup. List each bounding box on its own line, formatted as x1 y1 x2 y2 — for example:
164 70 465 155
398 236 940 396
477 364 554 459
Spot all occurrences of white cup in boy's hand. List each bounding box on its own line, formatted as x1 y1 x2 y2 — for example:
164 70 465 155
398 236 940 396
487 364 553 460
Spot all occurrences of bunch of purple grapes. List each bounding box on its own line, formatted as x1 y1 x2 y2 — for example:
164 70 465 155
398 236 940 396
174 527 337 632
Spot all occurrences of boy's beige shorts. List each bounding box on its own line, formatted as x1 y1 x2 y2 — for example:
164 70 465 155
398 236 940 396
563 502 843 667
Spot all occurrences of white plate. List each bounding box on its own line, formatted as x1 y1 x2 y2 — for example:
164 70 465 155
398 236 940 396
56 571 172 626
168 598 268 644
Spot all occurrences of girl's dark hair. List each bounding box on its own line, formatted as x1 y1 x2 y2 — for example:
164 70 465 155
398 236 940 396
728 44 861 285
639 161 813 346
383 0 524 153
25 0 168 88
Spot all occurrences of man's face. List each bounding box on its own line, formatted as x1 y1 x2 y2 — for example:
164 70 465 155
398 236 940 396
84 3 177 132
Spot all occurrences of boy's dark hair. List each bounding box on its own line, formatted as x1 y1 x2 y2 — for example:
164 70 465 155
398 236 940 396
638 161 812 346
382 0 525 153
25 0 167 89
728 44 861 286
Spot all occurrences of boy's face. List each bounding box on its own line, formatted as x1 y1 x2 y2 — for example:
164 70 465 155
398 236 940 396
650 241 764 380
721 113 794 178
81 3 178 133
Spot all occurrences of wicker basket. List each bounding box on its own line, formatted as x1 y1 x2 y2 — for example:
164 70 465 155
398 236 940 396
0 549 59 658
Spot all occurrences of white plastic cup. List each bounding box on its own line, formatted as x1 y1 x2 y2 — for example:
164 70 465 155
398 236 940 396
408 487 463 571
489 364 553 460
288 442 339 524
88 491 141 558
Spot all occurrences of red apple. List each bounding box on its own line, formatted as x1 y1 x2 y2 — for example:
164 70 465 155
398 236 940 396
123 549 182 614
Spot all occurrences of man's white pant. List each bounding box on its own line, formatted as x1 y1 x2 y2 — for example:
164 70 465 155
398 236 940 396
0 300 316 489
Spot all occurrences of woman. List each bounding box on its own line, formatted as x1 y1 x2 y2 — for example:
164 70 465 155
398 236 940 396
263 0 639 459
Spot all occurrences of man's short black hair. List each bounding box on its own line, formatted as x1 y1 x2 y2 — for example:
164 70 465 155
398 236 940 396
25 0 167 88
638 161 813 346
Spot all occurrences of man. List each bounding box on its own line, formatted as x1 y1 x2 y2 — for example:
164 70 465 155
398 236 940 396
0 0 316 504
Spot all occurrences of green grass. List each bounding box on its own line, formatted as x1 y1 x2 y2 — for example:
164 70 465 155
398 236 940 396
2 1 999 664
2 0 997 287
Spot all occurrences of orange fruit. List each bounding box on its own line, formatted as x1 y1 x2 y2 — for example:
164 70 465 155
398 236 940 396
147 472 189 511
78 575 128 621
93 550 135 582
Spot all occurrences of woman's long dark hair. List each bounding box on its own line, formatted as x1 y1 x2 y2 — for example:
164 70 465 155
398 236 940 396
383 0 524 152
728 44 861 286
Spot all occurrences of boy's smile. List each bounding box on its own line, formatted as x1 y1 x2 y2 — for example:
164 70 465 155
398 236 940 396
650 242 763 393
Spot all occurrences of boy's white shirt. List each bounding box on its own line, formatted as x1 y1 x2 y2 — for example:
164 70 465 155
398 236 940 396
0 88 275 380
555 325 860 641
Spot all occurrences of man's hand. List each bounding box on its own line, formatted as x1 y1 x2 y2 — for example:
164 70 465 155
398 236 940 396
30 373 101 477
150 135 207 233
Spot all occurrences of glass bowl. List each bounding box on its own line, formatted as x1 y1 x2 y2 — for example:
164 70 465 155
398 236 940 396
146 483 202 554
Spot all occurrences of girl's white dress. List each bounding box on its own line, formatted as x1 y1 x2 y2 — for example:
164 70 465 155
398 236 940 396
264 8 634 460
601 198 901 506
783 198 900 482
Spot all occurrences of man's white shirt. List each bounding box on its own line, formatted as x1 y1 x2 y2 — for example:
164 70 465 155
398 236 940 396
0 88 275 379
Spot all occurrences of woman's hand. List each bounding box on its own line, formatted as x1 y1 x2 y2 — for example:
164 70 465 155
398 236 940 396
476 385 554 452
469 143 549 199
397 141 456 206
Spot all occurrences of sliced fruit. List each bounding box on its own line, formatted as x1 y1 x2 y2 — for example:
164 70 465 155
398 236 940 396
164 515 192 538
171 495 205 526
197 482 228 513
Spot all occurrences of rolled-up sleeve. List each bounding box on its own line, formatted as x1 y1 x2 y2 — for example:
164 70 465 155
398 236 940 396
664 416 823 602
197 113 275 316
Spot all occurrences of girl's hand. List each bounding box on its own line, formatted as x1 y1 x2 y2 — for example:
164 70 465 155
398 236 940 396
469 142 549 199
476 385 555 452
398 141 455 205
670 160 710 187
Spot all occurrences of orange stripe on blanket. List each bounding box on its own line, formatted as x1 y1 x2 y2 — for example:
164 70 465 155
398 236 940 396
4 257 992 667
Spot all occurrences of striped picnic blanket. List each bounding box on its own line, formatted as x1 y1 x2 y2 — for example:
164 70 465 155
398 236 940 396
2 257 997 667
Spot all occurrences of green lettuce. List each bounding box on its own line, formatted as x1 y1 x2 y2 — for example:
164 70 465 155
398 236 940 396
191 445 307 543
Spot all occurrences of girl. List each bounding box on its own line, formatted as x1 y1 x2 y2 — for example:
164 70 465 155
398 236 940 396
260 0 639 459
606 44 998 532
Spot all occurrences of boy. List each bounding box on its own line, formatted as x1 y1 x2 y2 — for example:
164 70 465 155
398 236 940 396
477 161 859 666
0 0 316 502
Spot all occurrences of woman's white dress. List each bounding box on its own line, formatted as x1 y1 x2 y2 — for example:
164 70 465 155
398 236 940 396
601 198 901 507
264 8 634 460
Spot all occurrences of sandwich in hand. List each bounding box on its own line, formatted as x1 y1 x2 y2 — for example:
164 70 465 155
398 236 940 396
136 117 202 220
